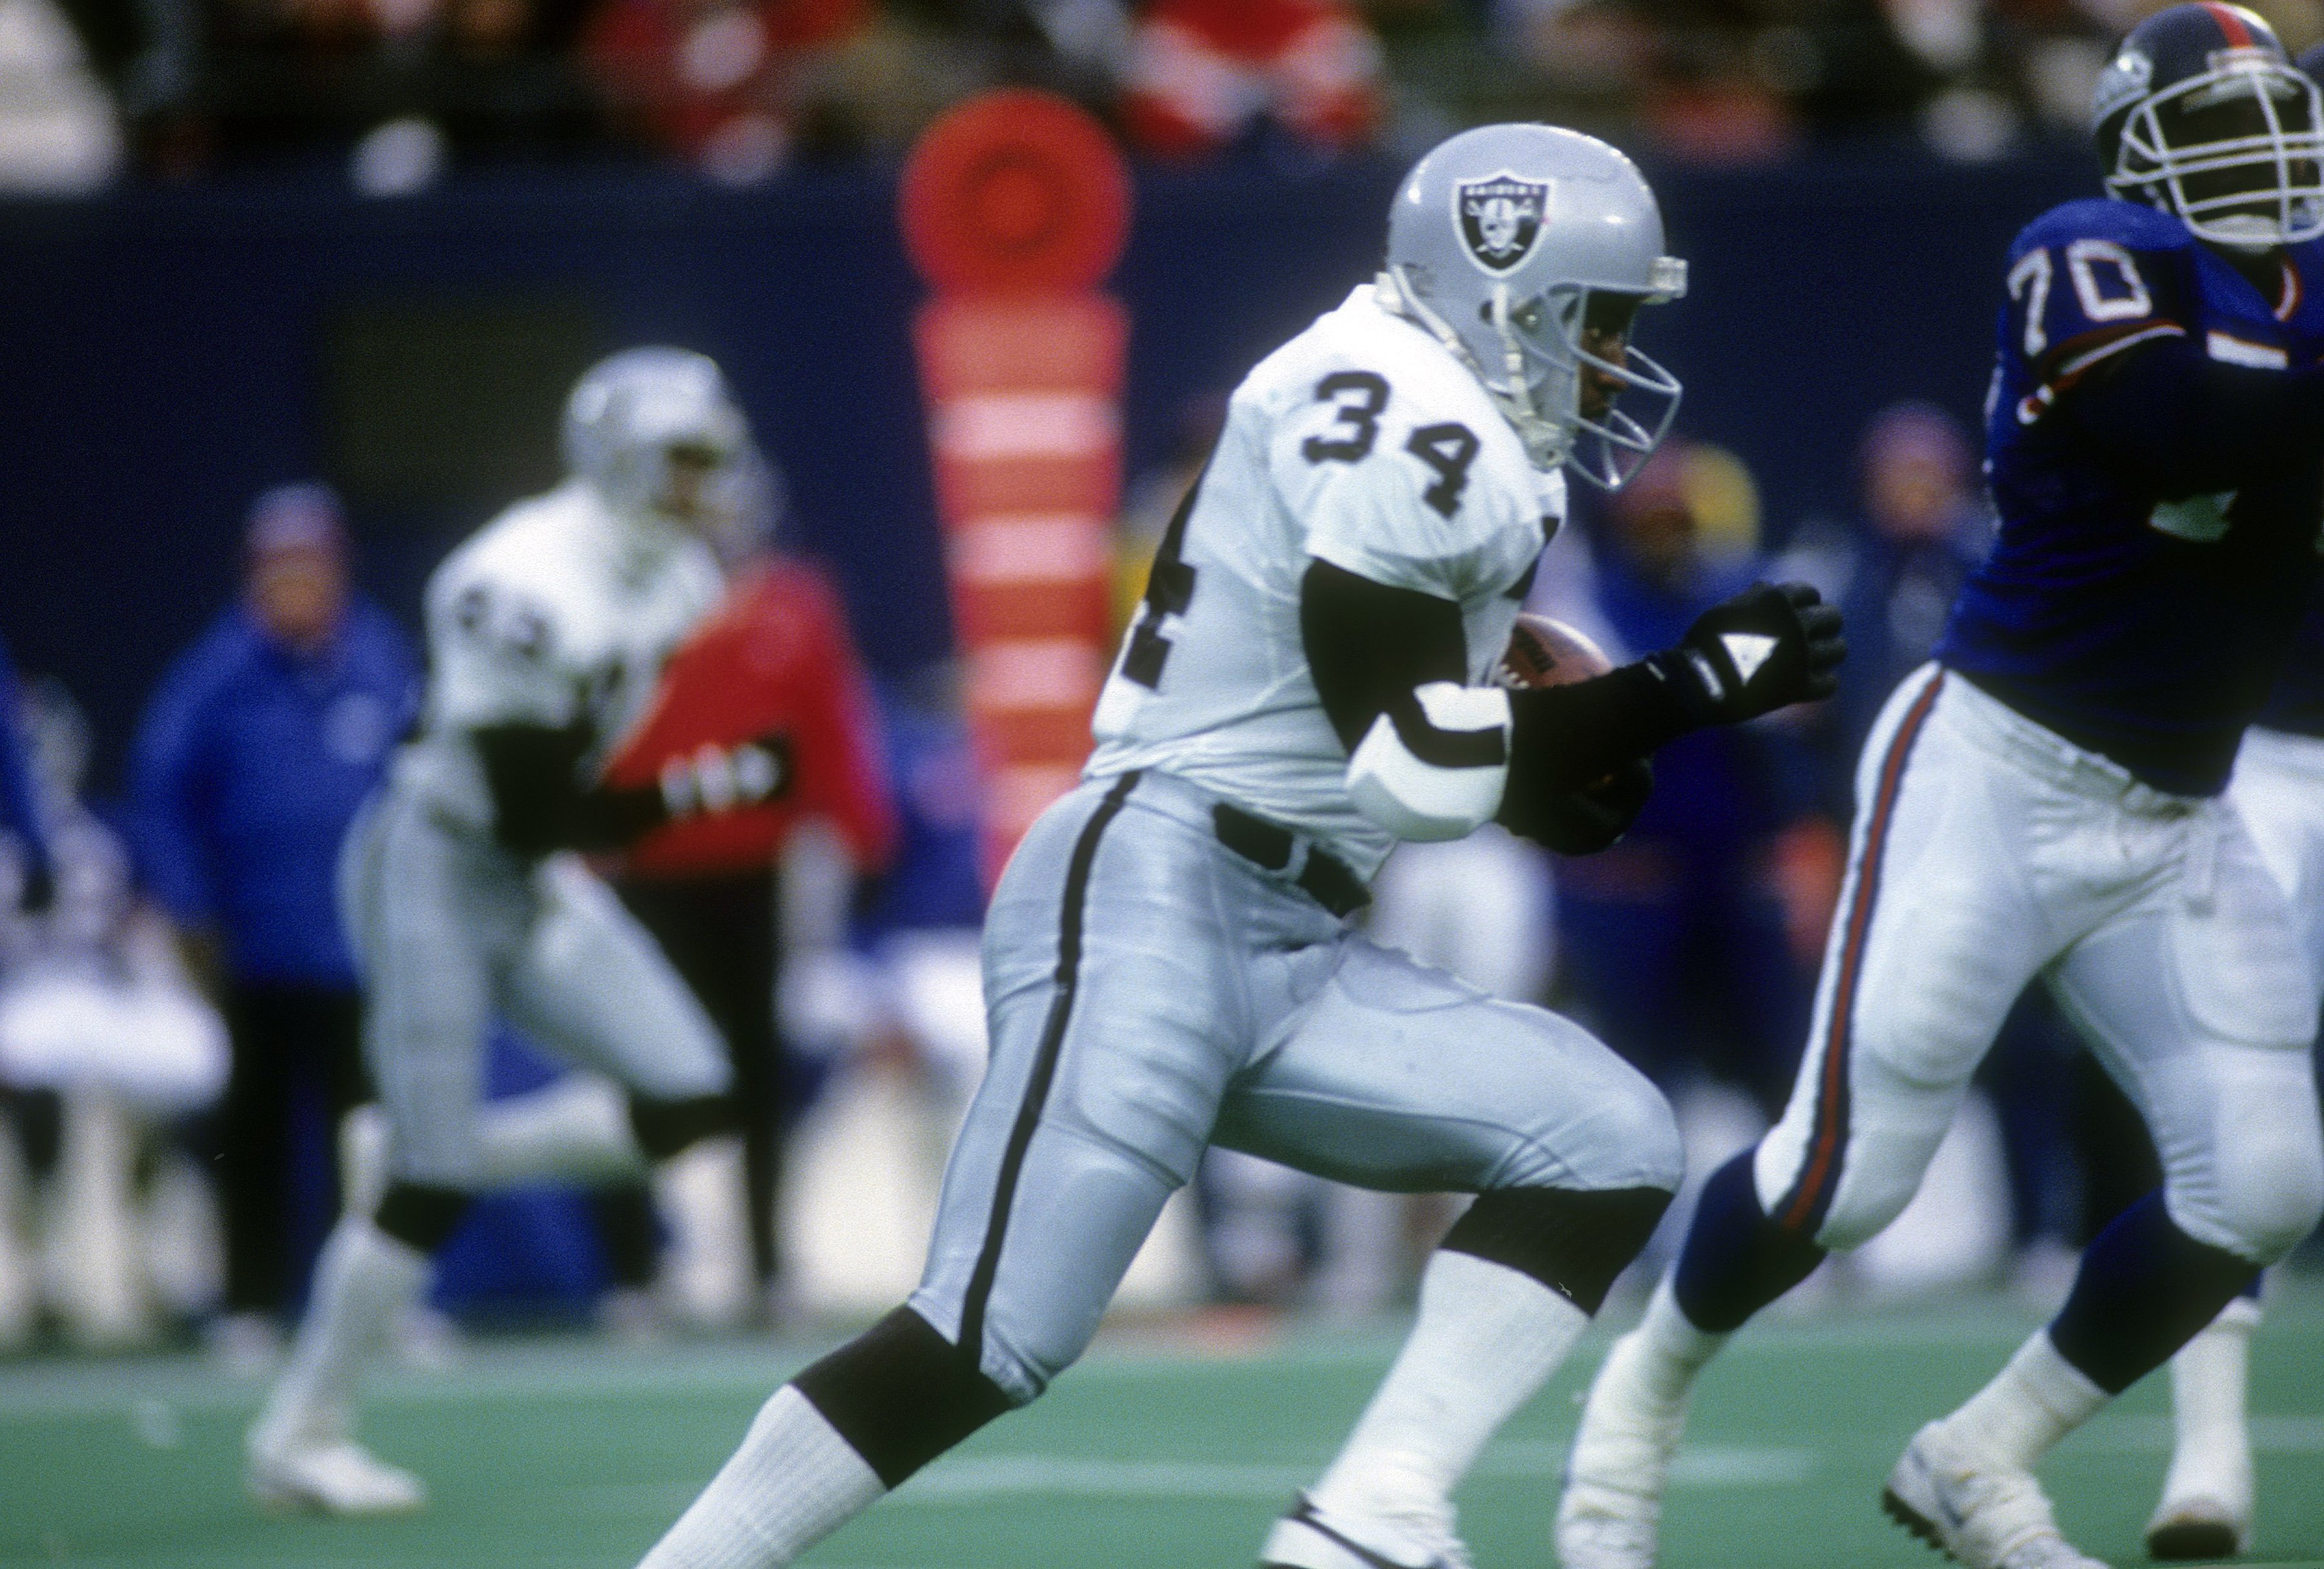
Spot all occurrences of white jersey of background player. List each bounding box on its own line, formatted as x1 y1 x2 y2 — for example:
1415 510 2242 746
247 349 792 1517
632 123 1843 1569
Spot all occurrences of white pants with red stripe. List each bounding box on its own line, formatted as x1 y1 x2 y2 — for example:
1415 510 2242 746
1752 664 2324 1266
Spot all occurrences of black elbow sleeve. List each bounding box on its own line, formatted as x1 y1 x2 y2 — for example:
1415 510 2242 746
1299 559 1469 751
472 722 666 856
1502 664 1696 802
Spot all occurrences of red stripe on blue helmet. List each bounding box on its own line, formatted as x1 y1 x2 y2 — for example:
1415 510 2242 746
2205 2 2258 48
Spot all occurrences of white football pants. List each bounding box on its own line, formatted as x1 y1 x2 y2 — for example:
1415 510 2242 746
338 788 731 1187
2227 724 2324 992
1753 664 2323 1266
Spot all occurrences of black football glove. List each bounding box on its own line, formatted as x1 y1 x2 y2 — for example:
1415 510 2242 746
1645 581 1844 727
1505 756 1653 856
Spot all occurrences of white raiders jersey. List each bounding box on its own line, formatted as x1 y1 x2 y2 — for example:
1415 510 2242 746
392 478 726 837
1087 283 1564 879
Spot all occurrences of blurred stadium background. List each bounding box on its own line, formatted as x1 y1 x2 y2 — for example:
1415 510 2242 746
0 0 2321 1564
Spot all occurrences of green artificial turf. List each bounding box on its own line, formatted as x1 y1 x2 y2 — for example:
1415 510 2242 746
2 1287 2319 1568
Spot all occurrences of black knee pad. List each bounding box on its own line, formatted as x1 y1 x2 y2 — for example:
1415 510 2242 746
628 1093 735 1162
792 1306 1014 1488
373 1182 471 1253
1441 1185 1673 1315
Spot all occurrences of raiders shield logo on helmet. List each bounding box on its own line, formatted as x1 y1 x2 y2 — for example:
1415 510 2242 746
1456 173 1549 273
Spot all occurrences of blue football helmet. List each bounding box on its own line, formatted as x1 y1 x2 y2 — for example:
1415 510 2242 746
2092 2 2324 249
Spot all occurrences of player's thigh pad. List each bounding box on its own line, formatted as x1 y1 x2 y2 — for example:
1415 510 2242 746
1216 933 1680 1196
2050 806 2324 1263
2227 727 2324 990
1364 828 1554 1003
912 778 1328 1403
356 793 524 1186
501 856 732 1104
1756 668 2057 1251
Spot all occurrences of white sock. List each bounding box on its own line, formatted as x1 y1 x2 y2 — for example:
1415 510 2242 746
253 1218 431 1448
1940 1330 2110 1471
1308 1251 1590 1541
473 1078 647 1188
2164 1297 2258 1495
1625 1276 1728 1404
638 1385 884 1569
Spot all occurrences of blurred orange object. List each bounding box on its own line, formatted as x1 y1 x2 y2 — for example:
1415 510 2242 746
899 88 1131 297
1122 0 1381 160
902 91 1131 882
603 557 897 878
1766 815 1846 965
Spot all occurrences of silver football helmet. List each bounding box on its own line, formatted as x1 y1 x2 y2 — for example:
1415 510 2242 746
1380 123 1686 489
562 347 751 530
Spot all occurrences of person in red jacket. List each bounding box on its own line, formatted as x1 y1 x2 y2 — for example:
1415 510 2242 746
582 0 869 181
602 549 897 1320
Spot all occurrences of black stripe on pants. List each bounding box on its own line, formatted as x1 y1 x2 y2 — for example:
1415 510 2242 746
957 772 1139 1361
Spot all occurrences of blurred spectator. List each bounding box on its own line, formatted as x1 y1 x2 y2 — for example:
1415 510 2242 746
0 635 56 919
1544 438 1824 1111
582 0 870 181
1121 0 1382 161
1498 0 1930 160
130 484 416 1364
134 0 609 177
0 677 227 1348
604 511 897 1324
0 0 123 189
1775 398 1991 812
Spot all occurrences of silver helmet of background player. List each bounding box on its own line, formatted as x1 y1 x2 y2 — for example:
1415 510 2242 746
2093 3 2324 250
562 347 752 530
1379 123 1686 489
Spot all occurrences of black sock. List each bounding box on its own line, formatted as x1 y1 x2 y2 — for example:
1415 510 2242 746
2048 1191 2258 1395
372 1182 469 1253
791 1306 1014 1488
1671 1149 1827 1334
1440 1185 1672 1315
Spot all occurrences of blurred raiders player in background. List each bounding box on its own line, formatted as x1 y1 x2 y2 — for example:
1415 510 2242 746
247 348 793 1515
633 123 1842 1569
1560 10 2324 1569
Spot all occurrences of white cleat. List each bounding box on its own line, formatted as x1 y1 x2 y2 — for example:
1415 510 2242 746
247 1427 427 1516
2147 1435 2253 1568
1882 1422 2106 1569
1259 1494 1473 1569
1555 1329 1693 1569
2145 1496 2250 1564
2148 1304 2257 1561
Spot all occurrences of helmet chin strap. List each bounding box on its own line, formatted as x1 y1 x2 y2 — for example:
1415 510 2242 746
1376 267 1572 471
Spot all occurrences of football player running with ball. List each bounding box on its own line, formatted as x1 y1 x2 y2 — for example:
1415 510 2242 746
247 349 790 1514
632 124 1842 1569
1559 9 2324 1569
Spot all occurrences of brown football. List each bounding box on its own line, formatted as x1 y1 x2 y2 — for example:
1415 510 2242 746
1496 613 1613 690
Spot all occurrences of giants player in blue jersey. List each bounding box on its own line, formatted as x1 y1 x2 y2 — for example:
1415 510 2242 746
1558 8 2324 1569
2145 588 2324 1560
